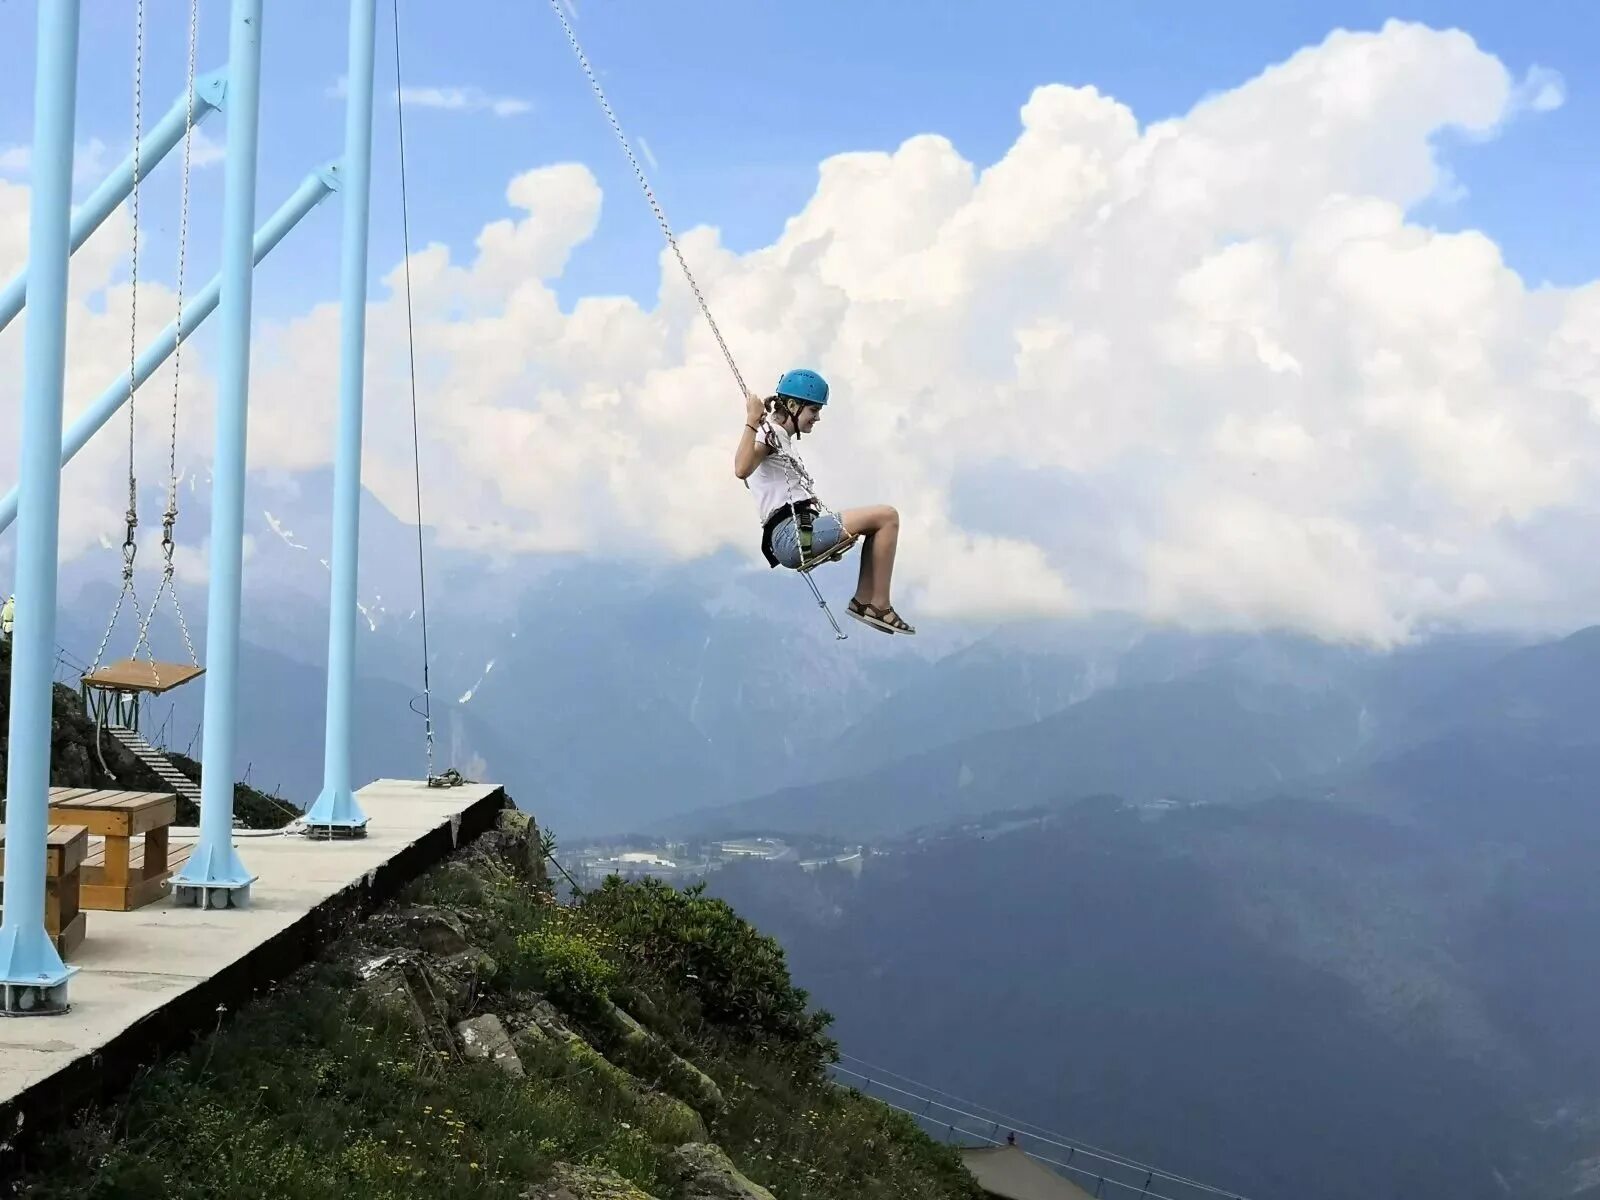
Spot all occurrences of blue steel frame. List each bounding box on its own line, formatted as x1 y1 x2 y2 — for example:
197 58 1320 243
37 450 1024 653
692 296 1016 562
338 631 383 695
0 69 227 336
171 0 269 908
304 0 379 836
0 166 340 537
0 0 84 1014
5 0 391 942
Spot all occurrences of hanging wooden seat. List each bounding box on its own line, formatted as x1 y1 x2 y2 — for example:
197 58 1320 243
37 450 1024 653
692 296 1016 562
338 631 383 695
797 532 859 574
79 659 204 734
80 659 205 695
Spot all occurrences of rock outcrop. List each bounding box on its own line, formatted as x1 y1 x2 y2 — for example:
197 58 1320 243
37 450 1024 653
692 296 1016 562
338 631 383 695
673 1143 779 1200
523 1162 658 1199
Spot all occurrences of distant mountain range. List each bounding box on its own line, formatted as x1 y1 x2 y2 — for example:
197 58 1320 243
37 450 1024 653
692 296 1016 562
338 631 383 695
39 481 1590 846
666 622 1600 1198
660 624 1545 841
21 472 1600 1195
705 756 1600 1197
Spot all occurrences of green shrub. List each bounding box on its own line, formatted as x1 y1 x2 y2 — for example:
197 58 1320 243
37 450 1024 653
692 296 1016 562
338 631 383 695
512 925 617 1014
580 877 834 1064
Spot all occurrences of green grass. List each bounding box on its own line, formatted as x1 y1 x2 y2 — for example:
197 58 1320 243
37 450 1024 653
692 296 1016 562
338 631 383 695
16 822 980 1200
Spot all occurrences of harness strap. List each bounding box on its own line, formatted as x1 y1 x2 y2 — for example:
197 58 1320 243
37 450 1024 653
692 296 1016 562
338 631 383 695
761 500 820 568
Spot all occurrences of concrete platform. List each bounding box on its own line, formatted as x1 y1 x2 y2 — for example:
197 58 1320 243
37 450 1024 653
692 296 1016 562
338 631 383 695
0 778 508 1166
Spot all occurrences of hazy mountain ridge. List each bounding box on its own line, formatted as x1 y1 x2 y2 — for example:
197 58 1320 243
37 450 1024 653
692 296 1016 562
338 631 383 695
705 794 1588 1199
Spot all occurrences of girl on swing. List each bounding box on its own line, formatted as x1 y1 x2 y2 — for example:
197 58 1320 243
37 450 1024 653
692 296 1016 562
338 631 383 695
733 368 916 635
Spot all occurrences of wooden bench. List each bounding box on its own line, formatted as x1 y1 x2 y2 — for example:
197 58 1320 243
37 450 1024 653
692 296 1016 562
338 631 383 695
47 787 178 911
0 823 89 956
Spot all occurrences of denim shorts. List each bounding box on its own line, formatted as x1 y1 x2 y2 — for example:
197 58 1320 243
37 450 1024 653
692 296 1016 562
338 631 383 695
769 512 849 569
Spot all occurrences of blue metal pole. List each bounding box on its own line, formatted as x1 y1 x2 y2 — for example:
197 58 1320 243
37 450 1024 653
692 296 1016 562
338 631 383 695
0 69 226 335
172 0 265 909
0 165 340 538
0 0 82 1015
304 0 377 836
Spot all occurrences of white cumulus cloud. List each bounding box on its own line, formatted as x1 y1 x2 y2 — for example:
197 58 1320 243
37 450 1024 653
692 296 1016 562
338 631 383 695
5 20 1599 648
327 76 531 117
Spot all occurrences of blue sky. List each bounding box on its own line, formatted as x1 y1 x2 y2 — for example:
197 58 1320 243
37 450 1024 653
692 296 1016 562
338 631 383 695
7 3 1600 644
1 1 1597 323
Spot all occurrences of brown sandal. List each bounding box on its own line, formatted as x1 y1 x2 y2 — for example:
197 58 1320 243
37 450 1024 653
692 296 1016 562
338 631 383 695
847 599 916 636
878 606 916 635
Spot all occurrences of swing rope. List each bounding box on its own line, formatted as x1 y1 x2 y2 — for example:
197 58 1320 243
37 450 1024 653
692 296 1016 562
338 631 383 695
93 0 154 680
543 0 849 638
134 0 202 673
392 0 457 784
92 0 204 689
544 0 748 401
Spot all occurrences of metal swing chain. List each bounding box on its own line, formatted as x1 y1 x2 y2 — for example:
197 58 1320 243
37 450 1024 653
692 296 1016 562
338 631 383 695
545 0 847 638
94 0 155 677
138 0 202 673
544 0 749 402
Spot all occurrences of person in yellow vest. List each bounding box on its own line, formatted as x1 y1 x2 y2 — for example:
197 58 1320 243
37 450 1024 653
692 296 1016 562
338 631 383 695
0 594 13 642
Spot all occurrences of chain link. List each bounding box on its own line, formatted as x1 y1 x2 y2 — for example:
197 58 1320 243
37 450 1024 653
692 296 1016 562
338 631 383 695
98 0 202 688
94 0 147 677
546 2 847 636
125 0 143 545
163 0 202 670
544 0 749 402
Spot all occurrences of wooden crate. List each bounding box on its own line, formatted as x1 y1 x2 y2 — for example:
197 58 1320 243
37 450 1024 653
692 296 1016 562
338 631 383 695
47 788 178 912
0 823 90 956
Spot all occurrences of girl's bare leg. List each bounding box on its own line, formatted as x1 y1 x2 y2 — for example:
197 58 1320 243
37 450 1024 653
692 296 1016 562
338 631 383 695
839 505 900 609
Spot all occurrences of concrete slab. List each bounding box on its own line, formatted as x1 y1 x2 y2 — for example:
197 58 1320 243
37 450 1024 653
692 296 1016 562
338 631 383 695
0 778 508 1167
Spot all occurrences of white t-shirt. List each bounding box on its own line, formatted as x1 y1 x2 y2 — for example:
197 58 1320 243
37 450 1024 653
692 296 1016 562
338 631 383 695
747 417 818 525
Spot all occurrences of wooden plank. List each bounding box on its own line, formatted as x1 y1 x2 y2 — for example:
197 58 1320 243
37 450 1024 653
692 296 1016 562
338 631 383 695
47 872 79 931
79 873 170 913
142 826 169 878
47 826 88 876
48 825 88 876
101 837 131 888
47 807 131 837
51 791 176 840
79 834 186 912
79 659 204 695
52 790 173 811
46 787 96 805
129 797 178 837
52 911 86 958
82 835 190 873
74 791 142 809
0 825 88 876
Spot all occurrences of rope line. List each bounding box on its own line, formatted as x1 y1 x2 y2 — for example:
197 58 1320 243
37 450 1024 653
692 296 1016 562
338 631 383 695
130 0 203 678
126 0 144 526
543 0 748 400
96 1 204 687
544 2 850 638
164 0 202 669
391 0 437 782
94 0 156 682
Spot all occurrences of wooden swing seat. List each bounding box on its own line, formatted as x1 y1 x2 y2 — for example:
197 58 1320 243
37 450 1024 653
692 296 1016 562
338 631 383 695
80 658 205 696
797 532 859 574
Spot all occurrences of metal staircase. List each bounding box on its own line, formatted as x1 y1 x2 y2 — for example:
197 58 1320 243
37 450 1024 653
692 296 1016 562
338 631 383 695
107 725 203 808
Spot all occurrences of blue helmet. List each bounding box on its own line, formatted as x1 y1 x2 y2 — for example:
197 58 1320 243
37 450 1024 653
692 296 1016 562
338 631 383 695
776 368 829 407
